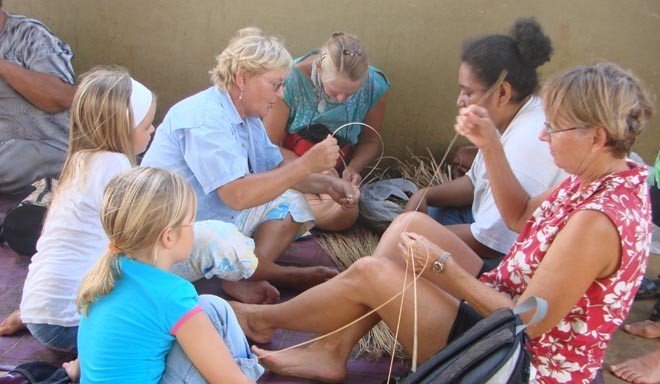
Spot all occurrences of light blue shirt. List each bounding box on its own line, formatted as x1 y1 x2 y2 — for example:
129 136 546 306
142 87 283 222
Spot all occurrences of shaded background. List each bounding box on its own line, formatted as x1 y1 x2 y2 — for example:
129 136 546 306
7 0 659 163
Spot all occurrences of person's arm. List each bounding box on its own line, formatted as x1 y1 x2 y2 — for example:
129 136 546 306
0 59 74 113
455 105 549 232
403 209 619 338
343 91 389 185
263 91 314 162
176 311 254 384
404 176 475 213
216 136 339 210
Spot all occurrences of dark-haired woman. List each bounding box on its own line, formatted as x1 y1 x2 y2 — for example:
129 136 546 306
263 32 390 231
405 18 567 267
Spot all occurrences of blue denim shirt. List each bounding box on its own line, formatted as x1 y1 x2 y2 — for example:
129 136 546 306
142 87 283 222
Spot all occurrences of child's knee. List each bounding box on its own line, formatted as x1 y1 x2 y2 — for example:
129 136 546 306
198 294 233 325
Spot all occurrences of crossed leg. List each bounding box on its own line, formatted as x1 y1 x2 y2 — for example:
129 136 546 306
305 193 359 232
248 215 338 291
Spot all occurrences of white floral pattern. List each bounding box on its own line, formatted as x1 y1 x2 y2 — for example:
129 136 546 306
480 161 651 384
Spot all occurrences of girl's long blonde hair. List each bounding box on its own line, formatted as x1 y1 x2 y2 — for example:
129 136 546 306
59 66 137 191
77 167 197 316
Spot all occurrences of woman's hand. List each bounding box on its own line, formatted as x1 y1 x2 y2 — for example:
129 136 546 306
326 178 360 209
455 105 500 149
342 166 362 186
398 232 445 273
302 135 340 173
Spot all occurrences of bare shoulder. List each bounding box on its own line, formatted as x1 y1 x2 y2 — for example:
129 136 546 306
556 209 620 277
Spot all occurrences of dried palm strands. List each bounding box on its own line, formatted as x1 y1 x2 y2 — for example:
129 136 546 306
317 224 377 270
316 225 409 360
362 148 453 189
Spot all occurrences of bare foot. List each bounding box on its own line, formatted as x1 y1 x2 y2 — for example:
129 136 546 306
252 343 346 383
221 279 280 304
228 301 275 344
279 266 339 291
623 320 660 339
63 358 80 382
0 309 26 336
610 348 660 384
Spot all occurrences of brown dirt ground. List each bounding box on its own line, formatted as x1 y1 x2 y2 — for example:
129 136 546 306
603 252 660 384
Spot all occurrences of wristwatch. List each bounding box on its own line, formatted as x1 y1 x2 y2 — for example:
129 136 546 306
433 251 452 274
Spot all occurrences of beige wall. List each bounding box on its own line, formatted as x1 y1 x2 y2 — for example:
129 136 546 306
7 0 660 163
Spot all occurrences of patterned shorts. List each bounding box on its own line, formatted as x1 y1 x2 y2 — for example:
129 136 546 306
171 220 259 282
235 189 315 237
170 190 314 282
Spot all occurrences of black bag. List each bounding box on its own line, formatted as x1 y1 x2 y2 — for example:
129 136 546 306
0 178 52 256
400 297 547 384
0 361 72 384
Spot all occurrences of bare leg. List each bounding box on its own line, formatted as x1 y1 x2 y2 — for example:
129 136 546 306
371 212 483 299
623 320 660 339
63 358 80 382
252 315 378 383
0 309 26 335
250 215 338 290
232 256 460 382
220 280 280 304
610 348 660 384
306 193 358 232
232 212 481 381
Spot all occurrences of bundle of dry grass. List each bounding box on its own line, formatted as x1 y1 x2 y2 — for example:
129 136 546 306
362 147 453 189
317 224 409 360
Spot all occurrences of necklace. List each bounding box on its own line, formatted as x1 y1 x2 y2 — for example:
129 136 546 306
310 59 328 113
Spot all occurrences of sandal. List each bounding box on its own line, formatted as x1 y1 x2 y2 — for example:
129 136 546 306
635 277 660 300
651 300 660 322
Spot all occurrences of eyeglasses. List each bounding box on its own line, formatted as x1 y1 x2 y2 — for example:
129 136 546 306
266 79 285 92
543 121 590 136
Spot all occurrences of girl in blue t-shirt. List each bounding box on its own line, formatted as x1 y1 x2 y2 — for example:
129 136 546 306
76 167 263 383
263 32 390 231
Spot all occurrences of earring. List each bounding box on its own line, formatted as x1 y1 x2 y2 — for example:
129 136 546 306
239 88 244 101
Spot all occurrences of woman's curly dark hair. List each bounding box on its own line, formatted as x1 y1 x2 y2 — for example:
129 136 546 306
461 18 553 102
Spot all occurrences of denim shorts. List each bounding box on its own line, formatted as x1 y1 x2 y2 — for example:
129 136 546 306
428 206 474 226
26 322 78 353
